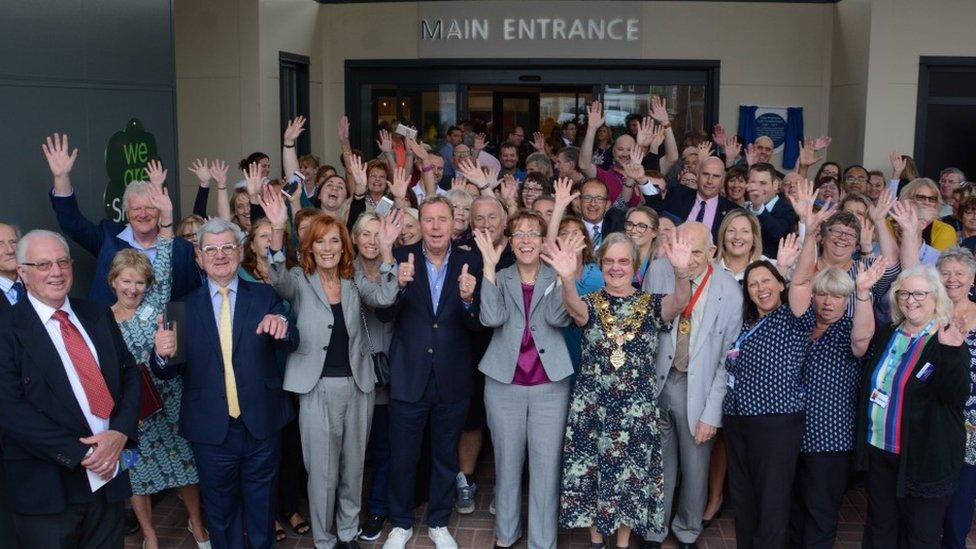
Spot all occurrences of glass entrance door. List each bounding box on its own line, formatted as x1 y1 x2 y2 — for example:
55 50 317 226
493 92 538 145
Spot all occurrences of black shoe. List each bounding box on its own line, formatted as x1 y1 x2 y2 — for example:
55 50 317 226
678 543 699 549
359 514 385 541
124 510 140 536
701 500 725 528
338 541 361 549
642 542 661 549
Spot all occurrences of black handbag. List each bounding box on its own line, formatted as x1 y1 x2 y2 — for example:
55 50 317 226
360 308 390 387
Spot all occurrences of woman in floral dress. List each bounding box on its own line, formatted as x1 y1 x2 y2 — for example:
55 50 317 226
107 185 209 549
543 231 692 548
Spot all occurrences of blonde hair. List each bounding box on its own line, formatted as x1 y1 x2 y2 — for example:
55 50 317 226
898 178 941 204
811 267 855 298
108 248 154 290
888 264 953 327
715 209 763 263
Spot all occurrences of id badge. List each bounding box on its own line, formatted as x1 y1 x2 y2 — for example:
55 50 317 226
916 362 935 382
726 347 741 361
727 372 735 390
870 389 889 408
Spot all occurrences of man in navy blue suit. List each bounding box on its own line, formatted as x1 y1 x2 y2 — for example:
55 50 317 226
42 133 201 305
745 162 799 257
379 196 484 549
154 218 298 549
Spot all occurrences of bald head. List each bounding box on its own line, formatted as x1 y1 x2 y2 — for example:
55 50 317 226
754 136 774 163
611 134 636 167
677 221 716 278
697 157 726 199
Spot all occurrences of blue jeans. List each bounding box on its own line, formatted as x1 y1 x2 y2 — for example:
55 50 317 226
942 463 976 549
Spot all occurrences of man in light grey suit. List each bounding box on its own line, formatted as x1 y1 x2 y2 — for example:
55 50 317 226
642 222 742 549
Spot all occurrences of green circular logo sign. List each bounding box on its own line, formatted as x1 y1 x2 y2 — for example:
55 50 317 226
104 118 159 222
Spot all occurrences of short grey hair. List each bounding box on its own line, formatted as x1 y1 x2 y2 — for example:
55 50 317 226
196 218 245 247
445 189 473 210
16 229 70 263
597 232 640 271
471 195 506 218
811 267 855 298
889 264 953 327
122 181 154 211
0 222 21 239
937 246 976 275
941 167 967 182
525 152 553 178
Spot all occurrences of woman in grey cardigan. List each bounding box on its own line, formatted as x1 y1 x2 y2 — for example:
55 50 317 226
474 210 573 549
264 193 400 549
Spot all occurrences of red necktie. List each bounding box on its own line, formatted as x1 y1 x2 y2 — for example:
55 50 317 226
52 310 115 419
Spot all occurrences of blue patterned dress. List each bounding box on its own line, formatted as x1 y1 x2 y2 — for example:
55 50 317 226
963 329 976 466
559 290 668 538
116 237 199 495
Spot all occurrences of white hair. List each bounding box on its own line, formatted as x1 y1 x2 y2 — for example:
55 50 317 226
196 218 245 247
121 181 154 211
16 230 70 263
889 264 953 327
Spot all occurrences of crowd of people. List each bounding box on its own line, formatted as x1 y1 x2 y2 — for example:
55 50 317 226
0 95 975 549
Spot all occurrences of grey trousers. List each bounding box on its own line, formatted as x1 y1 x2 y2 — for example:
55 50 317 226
648 368 714 543
298 377 374 549
484 376 570 549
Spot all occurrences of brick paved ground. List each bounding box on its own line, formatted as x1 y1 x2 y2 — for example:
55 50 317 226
126 456 976 548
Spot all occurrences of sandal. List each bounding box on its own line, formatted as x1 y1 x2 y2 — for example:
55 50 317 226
288 512 311 536
274 521 287 542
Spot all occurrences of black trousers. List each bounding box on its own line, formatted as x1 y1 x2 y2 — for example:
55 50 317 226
788 451 852 548
12 499 124 549
277 415 308 517
725 412 804 549
863 446 950 549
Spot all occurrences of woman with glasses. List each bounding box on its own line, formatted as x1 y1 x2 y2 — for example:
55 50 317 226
623 205 659 288
855 265 969 548
519 171 553 210
896 178 958 252
547 231 692 549
937 248 976 549
177 214 205 246
107 187 211 549
474 211 573 549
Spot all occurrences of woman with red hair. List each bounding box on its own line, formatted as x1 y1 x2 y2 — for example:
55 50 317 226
263 190 402 547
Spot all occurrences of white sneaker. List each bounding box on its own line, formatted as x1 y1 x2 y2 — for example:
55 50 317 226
382 527 413 549
428 526 458 549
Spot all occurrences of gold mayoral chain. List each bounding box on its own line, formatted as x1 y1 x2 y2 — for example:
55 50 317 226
594 292 652 369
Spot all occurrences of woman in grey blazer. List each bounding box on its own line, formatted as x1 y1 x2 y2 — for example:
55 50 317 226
265 195 399 549
474 210 573 549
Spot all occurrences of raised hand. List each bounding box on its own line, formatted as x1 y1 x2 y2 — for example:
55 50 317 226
793 177 817 223
860 216 877 250
635 116 656 148
347 154 368 196
260 185 288 227
939 321 966 346
697 140 714 161
745 143 759 166
145 159 167 188
553 177 579 209
798 138 821 167
541 237 580 280
456 158 486 188
398 252 415 288
473 133 487 152
724 135 741 167
404 137 429 164
650 95 670 124
485 164 501 190
531 132 547 153
337 115 350 145
712 123 728 148
145 182 174 219
389 166 410 200
458 263 477 303
189 158 211 186
499 174 518 204
244 161 264 197
376 129 393 154
813 135 832 150
283 115 306 146
856 256 888 294
776 233 801 270
623 148 646 181
473 228 504 272
809 196 837 232
890 151 906 179
210 159 229 188
664 230 693 272
451 175 467 191
868 189 896 221
889 200 921 235
587 101 605 129
42 133 78 179
378 209 403 256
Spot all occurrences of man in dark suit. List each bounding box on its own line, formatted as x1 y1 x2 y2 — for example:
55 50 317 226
153 218 298 549
0 223 24 311
379 196 484 549
42 133 201 305
745 162 799 257
577 178 626 249
648 156 739 244
0 229 140 549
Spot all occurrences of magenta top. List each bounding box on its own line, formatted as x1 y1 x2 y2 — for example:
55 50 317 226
512 282 551 386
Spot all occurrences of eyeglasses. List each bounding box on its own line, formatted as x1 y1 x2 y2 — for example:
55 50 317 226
913 194 939 205
624 221 652 234
128 206 159 215
455 151 471 158
201 243 238 257
895 290 931 302
844 175 868 184
511 231 542 240
22 258 73 272
580 195 608 203
827 227 858 242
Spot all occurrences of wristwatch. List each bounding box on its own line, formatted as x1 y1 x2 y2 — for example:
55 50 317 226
855 291 873 302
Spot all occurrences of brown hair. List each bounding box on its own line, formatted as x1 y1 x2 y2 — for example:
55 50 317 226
241 218 295 277
298 215 355 278
505 210 547 238
558 215 596 264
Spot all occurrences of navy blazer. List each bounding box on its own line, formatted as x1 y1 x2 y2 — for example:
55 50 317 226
378 243 484 403
50 192 201 305
647 184 738 244
600 208 626 238
0 298 140 515
756 194 798 257
150 278 298 444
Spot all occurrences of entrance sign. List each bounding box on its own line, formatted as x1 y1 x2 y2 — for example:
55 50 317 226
419 1 643 58
104 118 160 222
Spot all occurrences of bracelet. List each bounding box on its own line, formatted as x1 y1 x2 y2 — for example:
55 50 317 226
217 185 228 190
661 122 672 129
271 226 285 231
855 292 872 302
159 221 173 228
283 142 295 149
422 165 434 173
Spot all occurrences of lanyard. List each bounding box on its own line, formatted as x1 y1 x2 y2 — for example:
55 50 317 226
878 319 935 385
734 314 770 350
681 263 713 319
632 258 652 288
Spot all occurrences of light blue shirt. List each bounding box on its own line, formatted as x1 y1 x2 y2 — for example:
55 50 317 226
116 225 158 263
0 276 19 305
423 245 452 315
208 277 239 327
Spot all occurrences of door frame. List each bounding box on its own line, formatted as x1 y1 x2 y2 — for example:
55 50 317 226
491 91 539 145
345 58 721 157
914 56 976 176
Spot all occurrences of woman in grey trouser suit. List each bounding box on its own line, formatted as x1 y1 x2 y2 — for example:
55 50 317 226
474 211 573 549
265 197 400 549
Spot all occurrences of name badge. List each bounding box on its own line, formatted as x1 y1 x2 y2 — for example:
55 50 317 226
726 348 741 361
916 362 935 381
870 389 889 409
727 372 735 390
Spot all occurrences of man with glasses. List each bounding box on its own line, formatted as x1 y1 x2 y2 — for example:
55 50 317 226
842 165 870 195
577 178 625 248
0 229 141 549
153 217 298 549
43 133 200 305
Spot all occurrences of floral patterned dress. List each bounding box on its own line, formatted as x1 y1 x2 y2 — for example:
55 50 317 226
963 329 976 466
559 290 669 538
116 237 199 495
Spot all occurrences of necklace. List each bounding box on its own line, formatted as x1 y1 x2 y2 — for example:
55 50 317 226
594 291 651 369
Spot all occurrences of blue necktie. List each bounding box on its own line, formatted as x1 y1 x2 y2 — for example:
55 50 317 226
592 224 602 246
695 200 706 223
10 281 24 304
